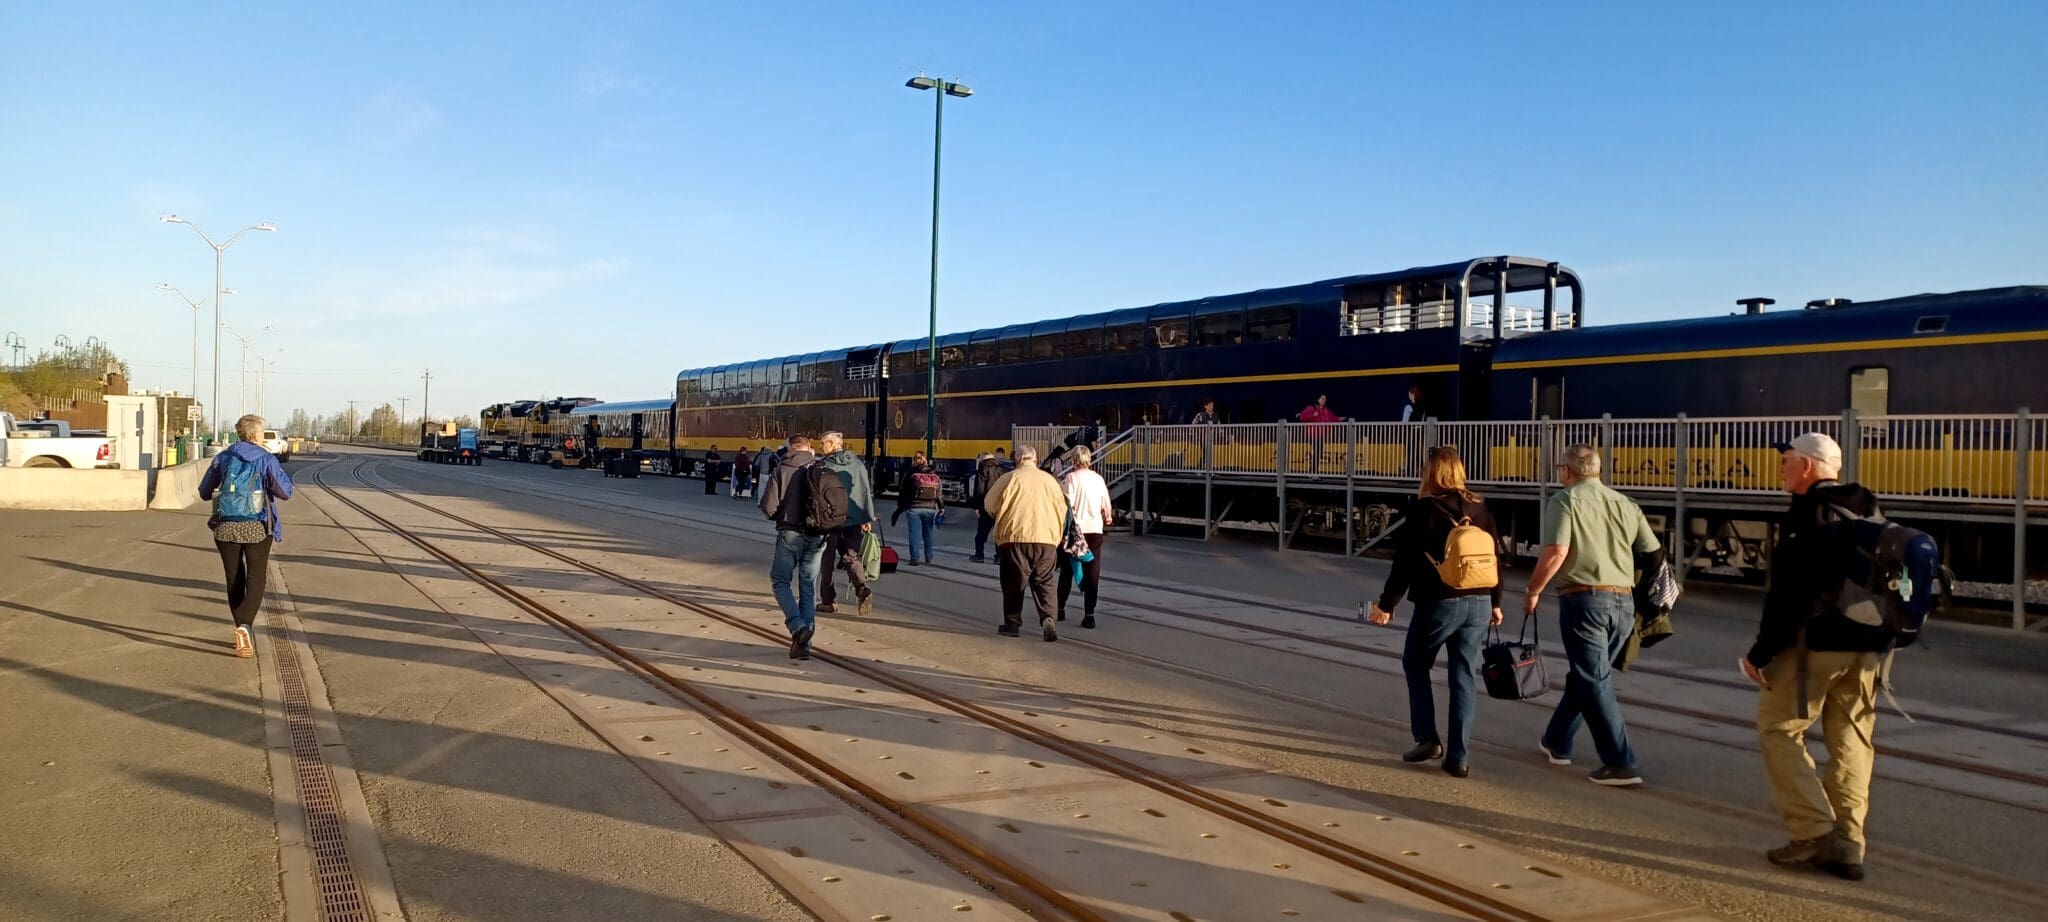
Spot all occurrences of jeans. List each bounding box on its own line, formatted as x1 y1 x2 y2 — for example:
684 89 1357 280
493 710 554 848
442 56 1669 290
905 508 938 562
215 538 273 629
769 529 826 636
1402 595 1490 764
1542 591 1638 769
973 513 995 558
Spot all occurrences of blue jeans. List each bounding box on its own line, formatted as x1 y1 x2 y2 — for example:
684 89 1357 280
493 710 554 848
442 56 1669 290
905 508 938 562
1403 595 1490 764
1542 592 1638 769
770 529 826 636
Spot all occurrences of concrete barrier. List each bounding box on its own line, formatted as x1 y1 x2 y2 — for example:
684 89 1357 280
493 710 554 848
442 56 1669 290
0 468 149 511
148 458 210 510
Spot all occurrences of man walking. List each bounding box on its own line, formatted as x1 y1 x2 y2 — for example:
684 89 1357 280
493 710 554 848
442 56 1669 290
758 435 824 659
816 431 876 617
1525 444 1662 786
704 444 723 495
1744 433 1886 881
983 444 1068 642
731 445 754 499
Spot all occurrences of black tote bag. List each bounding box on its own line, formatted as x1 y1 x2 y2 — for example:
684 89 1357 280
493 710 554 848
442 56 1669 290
1481 614 1549 701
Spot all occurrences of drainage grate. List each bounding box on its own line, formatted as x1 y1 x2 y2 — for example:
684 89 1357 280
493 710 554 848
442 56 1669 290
266 609 371 922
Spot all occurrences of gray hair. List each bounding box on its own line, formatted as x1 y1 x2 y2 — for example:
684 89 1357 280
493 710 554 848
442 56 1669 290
1558 443 1602 478
1069 445 1092 468
1015 444 1038 464
236 414 265 442
820 430 844 449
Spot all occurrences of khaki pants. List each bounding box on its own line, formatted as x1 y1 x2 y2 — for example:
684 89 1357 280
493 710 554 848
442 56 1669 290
1757 647 1880 861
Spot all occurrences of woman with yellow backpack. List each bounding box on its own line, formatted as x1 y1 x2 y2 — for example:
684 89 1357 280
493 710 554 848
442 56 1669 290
1367 445 1503 778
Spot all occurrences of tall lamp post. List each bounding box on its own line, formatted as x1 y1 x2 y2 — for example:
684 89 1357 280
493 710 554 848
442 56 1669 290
156 284 234 401
221 323 272 428
160 215 276 443
904 74 972 463
254 348 284 416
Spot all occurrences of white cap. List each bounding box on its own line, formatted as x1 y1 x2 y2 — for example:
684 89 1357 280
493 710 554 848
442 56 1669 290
1773 432 1842 470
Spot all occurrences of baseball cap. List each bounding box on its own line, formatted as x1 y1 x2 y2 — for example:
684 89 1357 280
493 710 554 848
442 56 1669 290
1772 432 1842 469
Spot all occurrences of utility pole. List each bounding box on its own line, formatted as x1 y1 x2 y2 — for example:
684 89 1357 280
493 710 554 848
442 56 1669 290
346 400 358 441
421 368 432 425
399 396 409 435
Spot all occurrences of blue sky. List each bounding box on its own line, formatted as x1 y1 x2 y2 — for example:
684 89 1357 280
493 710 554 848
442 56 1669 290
3 2 2043 424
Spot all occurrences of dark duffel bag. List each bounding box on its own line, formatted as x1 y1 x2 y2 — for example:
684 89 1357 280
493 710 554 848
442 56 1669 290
1481 615 1549 701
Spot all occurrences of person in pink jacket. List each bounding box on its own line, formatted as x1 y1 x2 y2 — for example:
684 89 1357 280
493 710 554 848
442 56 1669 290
1297 394 1340 473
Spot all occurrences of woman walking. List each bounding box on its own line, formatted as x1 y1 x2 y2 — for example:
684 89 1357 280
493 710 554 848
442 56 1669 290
1367 445 1502 778
892 451 943 565
197 415 295 658
1057 446 1115 628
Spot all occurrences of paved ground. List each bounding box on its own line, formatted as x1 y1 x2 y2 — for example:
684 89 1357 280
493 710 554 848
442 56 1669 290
4 445 2044 921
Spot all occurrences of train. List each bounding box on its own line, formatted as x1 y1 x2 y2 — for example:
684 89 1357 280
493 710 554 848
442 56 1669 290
478 397 600 466
474 255 2047 580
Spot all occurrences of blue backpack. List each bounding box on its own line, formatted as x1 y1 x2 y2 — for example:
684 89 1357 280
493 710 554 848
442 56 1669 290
1822 504 1942 649
213 453 267 522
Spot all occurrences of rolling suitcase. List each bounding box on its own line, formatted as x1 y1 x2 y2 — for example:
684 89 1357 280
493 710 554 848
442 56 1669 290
878 544 899 574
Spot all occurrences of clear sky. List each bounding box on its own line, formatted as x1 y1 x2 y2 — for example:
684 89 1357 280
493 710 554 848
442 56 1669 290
3 2 2043 426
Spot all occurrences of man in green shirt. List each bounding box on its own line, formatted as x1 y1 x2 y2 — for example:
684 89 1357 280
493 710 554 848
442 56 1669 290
1524 444 1662 786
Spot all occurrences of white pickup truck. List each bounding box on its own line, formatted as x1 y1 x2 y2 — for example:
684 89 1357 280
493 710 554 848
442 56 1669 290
0 411 117 469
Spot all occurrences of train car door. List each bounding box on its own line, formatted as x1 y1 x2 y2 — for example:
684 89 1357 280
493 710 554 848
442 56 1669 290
1535 372 1565 419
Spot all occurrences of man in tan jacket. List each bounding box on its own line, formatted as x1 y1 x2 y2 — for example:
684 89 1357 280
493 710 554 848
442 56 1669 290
983 444 1068 641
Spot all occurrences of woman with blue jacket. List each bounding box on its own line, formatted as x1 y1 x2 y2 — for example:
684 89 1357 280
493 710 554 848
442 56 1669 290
197 415 295 657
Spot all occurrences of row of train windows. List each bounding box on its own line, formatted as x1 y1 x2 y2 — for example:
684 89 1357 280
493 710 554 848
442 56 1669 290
889 305 1299 377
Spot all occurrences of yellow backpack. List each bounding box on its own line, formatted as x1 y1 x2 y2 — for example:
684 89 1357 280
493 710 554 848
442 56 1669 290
1430 514 1499 590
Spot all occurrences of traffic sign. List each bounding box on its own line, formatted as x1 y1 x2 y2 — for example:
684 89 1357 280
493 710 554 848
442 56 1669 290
187 406 203 422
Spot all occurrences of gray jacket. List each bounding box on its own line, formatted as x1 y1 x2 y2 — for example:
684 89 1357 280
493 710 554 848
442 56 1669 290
757 449 818 531
821 449 877 527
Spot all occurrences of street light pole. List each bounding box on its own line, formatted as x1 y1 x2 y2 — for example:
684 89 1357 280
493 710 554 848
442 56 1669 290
221 323 271 429
422 368 432 425
157 284 232 401
905 75 973 463
161 215 276 443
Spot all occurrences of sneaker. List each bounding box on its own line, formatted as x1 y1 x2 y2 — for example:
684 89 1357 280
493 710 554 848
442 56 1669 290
232 627 254 659
907 559 922 567
1401 741 1445 763
789 625 814 660
1080 615 1097 629
816 603 837 614
857 587 873 616
1588 766 1644 787
968 555 985 563
1443 760 1470 779
997 624 1021 637
1767 835 1830 866
1042 617 1058 642
1810 855 1866 882
1538 741 1571 766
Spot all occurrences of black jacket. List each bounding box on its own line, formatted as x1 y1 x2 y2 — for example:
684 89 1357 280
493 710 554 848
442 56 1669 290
1377 492 1503 611
895 463 943 513
757 449 818 531
1747 481 1893 667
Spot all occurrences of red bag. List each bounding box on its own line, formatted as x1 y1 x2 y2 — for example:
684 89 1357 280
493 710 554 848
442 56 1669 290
879 545 899 573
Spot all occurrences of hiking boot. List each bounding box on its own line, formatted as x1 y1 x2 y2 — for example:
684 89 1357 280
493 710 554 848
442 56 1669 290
232 627 254 659
1767 835 1830 866
1443 760 1470 779
1588 766 1644 787
1401 741 1444 763
857 587 873 616
1537 740 1571 766
997 624 1021 637
1042 618 1058 642
789 625 814 660
816 603 837 614
1080 615 1097 629
1807 833 1866 881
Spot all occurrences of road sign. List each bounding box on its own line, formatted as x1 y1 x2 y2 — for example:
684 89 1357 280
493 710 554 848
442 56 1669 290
187 406 203 422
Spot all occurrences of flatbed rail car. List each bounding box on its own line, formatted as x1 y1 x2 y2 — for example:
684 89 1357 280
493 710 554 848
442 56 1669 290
566 398 677 475
417 421 482 465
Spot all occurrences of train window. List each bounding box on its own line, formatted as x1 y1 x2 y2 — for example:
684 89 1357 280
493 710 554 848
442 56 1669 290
782 360 800 384
1064 319 1104 356
711 370 726 391
1246 304 1298 342
936 344 962 368
1028 333 1058 361
1091 405 1121 430
1059 406 1088 425
1914 315 1947 334
998 334 1026 364
1129 403 1162 425
969 332 998 366
913 348 929 372
1194 310 1242 346
1850 367 1889 418
1149 317 1189 350
1104 322 1144 352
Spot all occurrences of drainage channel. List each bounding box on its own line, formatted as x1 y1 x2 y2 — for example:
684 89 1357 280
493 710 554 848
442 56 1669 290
266 598 373 922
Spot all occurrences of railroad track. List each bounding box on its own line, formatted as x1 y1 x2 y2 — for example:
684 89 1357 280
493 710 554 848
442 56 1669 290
312 456 1705 922
370 456 2048 807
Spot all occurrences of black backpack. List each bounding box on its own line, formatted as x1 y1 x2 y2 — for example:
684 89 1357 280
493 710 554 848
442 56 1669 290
1820 504 1943 649
802 461 849 533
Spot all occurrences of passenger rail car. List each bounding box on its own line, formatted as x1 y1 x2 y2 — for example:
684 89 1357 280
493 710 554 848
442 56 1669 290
675 256 1584 488
567 399 677 474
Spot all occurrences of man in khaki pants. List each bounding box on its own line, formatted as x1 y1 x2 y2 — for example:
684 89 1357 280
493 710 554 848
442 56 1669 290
1741 433 1890 882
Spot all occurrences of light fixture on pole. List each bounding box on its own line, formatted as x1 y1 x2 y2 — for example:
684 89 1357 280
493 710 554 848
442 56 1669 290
904 74 973 463
161 214 276 443
254 347 284 416
220 323 272 427
157 284 233 400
